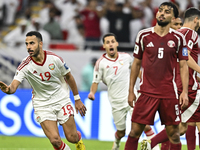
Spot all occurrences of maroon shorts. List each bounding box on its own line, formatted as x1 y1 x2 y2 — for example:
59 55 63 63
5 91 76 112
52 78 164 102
131 93 181 125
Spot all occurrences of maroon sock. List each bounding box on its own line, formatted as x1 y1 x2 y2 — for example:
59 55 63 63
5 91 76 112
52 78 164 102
186 125 196 150
161 140 169 150
169 142 181 150
151 129 169 148
124 136 139 150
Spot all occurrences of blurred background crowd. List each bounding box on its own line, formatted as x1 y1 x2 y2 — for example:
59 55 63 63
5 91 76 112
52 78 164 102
0 0 200 91
0 0 200 51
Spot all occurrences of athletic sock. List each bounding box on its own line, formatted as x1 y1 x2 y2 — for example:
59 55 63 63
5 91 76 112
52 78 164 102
151 129 169 148
186 125 196 150
124 136 139 150
145 128 155 140
77 131 81 141
53 141 70 150
169 142 181 150
114 131 121 147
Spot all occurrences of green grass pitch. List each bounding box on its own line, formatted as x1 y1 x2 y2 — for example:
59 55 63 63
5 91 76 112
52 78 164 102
0 135 196 150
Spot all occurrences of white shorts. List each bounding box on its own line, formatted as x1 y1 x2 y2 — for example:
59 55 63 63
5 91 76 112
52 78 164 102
34 102 74 124
112 106 133 131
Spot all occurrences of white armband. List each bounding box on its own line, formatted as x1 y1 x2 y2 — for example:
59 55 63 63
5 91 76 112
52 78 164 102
74 94 80 101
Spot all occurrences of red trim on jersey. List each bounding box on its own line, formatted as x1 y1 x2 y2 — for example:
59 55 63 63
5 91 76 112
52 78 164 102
31 50 47 66
17 56 31 71
102 53 119 62
95 55 104 71
46 50 64 62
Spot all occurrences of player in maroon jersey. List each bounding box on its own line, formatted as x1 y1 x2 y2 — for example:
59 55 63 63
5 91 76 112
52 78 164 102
124 2 189 150
151 8 200 150
143 7 200 150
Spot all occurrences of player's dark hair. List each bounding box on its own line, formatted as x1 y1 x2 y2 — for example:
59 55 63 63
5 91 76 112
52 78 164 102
26 31 43 42
184 7 200 21
102 33 117 43
159 2 179 18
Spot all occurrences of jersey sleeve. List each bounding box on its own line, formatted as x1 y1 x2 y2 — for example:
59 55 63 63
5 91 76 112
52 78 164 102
56 57 71 76
92 61 103 83
133 31 143 59
14 69 25 83
177 33 188 61
185 30 198 52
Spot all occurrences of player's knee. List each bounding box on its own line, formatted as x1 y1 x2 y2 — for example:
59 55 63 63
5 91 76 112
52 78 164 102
129 129 142 138
50 136 62 147
170 132 180 143
67 133 79 143
117 130 126 138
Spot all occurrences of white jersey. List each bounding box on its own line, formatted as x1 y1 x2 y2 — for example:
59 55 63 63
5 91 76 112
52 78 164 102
14 50 71 108
93 52 133 109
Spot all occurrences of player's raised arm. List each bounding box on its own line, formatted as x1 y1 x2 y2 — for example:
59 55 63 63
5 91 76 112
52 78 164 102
0 80 20 94
88 82 98 100
64 72 87 117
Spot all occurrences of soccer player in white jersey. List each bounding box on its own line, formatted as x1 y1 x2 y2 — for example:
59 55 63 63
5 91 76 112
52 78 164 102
0 31 86 150
88 33 160 150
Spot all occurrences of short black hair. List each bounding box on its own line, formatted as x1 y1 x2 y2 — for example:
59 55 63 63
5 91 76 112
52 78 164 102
102 33 117 43
26 31 43 42
184 7 200 20
159 2 179 18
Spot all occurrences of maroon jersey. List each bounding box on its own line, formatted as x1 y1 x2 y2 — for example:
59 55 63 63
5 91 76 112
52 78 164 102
176 27 199 93
133 27 188 98
80 9 101 38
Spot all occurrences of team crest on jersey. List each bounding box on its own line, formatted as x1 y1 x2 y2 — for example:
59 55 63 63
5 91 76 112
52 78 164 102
119 59 123 65
49 63 55 70
167 40 175 48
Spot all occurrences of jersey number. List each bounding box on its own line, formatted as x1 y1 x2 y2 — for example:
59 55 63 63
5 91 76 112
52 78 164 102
113 66 118 75
158 48 164 59
62 105 74 116
39 72 51 81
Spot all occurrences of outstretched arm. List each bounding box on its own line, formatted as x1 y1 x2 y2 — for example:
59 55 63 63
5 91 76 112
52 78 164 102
88 82 99 100
0 80 20 94
65 72 87 117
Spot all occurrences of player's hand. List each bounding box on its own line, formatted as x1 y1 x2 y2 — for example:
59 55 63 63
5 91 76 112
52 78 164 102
179 92 188 110
75 100 87 117
128 91 136 108
0 81 9 93
88 92 95 100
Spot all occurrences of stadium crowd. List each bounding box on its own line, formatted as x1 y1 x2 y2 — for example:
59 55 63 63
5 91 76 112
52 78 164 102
0 0 200 51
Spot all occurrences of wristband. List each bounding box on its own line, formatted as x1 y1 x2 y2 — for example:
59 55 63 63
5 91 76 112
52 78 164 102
74 94 80 101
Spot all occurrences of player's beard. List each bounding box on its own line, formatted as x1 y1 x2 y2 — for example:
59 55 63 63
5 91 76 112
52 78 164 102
32 45 40 57
157 19 170 27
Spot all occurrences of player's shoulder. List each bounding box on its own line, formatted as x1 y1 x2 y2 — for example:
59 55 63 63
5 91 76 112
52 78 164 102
137 27 153 36
17 56 32 71
178 27 198 40
118 52 132 58
45 50 64 62
170 28 185 39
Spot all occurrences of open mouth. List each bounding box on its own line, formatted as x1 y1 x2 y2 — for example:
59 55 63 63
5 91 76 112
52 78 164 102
110 48 114 51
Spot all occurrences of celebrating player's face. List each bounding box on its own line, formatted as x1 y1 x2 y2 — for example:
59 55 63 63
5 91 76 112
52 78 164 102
103 36 118 58
156 5 174 27
25 35 41 57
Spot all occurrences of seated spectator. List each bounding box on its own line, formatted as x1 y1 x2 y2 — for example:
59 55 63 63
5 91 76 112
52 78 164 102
43 8 63 40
